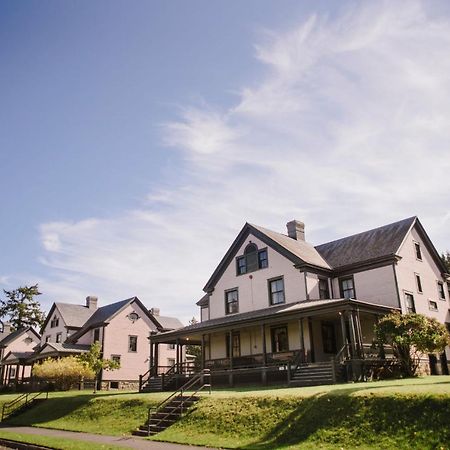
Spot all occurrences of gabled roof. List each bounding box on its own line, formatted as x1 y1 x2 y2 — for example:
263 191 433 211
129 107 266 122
41 302 96 332
204 222 331 292
315 216 448 274
154 315 184 331
0 327 40 348
315 217 416 270
67 297 179 342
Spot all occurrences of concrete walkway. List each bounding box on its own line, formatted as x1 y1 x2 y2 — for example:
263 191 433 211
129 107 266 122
0 426 217 449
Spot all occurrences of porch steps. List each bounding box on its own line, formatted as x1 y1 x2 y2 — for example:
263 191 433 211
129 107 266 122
132 395 200 436
141 376 163 392
290 361 335 387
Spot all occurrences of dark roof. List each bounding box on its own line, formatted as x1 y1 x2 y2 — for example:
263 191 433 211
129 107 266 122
42 302 96 331
0 327 40 348
315 217 416 270
204 222 331 292
80 298 133 329
196 294 209 307
43 343 91 353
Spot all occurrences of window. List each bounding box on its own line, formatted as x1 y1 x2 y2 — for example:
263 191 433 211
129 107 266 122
226 332 241 358
236 244 269 275
414 242 422 260
45 335 50 343
258 249 268 269
319 278 330 300
271 326 289 353
167 343 176 350
50 316 59 328
321 322 336 354
340 277 355 299
415 274 423 293
128 335 138 352
438 281 446 300
111 355 121 365
405 293 416 313
269 278 285 305
225 289 239 314
109 381 119 389
56 333 62 343
93 329 100 342
10 367 16 378
429 300 438 311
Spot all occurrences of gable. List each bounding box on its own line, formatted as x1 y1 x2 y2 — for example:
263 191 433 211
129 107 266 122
203 223 331 292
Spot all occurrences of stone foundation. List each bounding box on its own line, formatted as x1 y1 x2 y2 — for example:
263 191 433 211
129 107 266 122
100 380 140 391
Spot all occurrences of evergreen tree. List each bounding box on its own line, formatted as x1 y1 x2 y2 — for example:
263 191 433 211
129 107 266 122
441 251 450 272
0 284 45 330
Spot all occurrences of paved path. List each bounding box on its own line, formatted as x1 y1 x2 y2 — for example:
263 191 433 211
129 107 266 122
0 426 217 450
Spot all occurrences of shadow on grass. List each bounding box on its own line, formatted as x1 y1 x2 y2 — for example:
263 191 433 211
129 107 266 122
241 385 450 450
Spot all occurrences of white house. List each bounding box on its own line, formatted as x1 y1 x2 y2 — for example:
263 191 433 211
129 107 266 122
148 216 449 387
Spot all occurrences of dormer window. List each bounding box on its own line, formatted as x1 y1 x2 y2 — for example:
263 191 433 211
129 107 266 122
236 244 269 275
50 317 59 328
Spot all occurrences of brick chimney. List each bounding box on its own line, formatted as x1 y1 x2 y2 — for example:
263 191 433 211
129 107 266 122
150 307 160 316
86 296 98 310
286 220 305 241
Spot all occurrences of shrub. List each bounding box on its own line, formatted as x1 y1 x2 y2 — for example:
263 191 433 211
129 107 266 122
33 356 95 390
375 312 450 377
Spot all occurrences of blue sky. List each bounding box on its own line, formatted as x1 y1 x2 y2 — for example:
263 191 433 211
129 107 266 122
1 0 450 323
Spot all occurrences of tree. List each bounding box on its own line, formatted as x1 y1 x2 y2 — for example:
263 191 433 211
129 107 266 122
375 312 450 377
0 284 45 330
441 251 450 272
33 356 95 390
77 342 120 392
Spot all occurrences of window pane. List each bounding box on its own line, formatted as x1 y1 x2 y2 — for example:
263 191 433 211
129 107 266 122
258 250 268 269
415 243 422 260
269 279 285 305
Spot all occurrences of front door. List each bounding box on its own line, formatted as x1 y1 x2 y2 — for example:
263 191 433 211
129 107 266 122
321 321 337 354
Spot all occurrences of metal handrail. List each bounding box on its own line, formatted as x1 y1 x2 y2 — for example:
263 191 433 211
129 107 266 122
147 369 211 436
1 390 49 422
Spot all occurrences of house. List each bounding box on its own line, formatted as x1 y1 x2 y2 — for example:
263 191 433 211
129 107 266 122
147 216 450 388
0 325 41 386
29 296 183 390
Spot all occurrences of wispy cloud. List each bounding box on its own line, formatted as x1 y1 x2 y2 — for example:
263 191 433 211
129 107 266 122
12 0 450 321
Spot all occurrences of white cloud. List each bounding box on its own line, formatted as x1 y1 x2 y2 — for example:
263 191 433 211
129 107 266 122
19 0 450 321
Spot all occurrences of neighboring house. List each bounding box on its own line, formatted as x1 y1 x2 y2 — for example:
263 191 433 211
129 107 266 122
0 326 41 385
149 216 450 388
30 296 183 390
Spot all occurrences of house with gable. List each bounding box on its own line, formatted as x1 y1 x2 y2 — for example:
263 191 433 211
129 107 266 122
146 216 450 389
0 325 40 386
28 296 183 390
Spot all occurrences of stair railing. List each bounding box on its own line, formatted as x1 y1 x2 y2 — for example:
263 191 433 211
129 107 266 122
147 368 211 436
1 390 49 422
139 364 159 391
289 350 307 380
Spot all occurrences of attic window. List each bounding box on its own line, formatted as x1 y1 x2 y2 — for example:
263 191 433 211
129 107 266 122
50 317 59 328
414 242 422 260
236 244 269 275
127 312 140 323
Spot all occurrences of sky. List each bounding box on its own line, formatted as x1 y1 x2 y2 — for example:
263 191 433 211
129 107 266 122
1 0 450 324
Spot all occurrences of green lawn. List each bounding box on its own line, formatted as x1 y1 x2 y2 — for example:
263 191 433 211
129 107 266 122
1 376 450 449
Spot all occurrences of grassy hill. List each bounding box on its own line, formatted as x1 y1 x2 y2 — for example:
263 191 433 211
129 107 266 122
3 376 450 449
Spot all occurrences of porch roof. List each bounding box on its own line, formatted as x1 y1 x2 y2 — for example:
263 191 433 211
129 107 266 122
27 343 91 363
0 351 35 366
151 298 398 343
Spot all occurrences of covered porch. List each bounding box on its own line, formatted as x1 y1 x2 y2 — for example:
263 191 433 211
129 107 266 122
144 298 398 390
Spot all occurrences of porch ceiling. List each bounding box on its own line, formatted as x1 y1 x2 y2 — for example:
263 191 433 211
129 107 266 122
151 298 398 343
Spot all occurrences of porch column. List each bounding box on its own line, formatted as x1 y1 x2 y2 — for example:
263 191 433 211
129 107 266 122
348 310 358 357
208 334 211 360
15 364 19 385
21 364 25 380
149 341 154 369
176 338 180 372
154 343 159 373
355 308 364 358
339 311 349 358
228 331 233 386
201 334 205 370
261 324 267 385
299 318 305 362
308 317 315 363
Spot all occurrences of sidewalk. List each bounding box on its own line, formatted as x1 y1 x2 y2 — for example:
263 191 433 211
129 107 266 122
0 426 216 450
